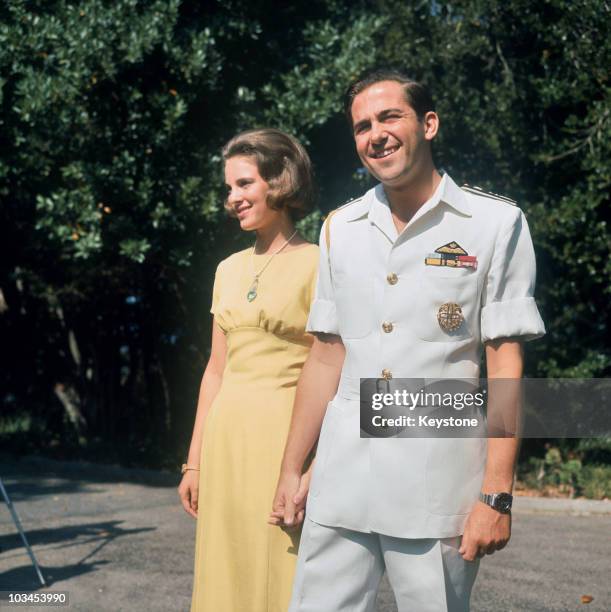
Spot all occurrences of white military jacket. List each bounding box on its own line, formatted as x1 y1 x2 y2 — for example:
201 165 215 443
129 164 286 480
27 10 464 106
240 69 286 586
305 173 545 538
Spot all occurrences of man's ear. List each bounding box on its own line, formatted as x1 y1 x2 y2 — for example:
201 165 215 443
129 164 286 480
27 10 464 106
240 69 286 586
422 111 439 141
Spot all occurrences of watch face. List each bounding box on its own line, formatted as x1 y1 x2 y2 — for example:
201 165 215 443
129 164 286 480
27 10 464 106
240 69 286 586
495 493 513 512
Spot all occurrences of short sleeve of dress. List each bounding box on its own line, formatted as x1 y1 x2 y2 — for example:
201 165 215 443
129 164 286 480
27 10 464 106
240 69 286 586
480 209 546 343
305 220 340 335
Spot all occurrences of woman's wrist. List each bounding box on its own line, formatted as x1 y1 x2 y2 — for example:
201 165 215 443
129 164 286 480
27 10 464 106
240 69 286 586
181 463 200 475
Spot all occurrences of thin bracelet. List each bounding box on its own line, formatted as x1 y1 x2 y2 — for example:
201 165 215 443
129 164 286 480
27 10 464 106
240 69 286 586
181 463 200 475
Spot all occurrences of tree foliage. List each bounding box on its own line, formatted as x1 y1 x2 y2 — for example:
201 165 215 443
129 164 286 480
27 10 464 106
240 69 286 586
0 0 608 466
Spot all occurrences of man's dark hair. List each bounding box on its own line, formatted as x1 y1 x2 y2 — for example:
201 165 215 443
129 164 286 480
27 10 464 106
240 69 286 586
344 68 435 125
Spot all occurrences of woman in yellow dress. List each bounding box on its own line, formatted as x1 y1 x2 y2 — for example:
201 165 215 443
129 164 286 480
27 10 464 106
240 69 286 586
177 128 319 611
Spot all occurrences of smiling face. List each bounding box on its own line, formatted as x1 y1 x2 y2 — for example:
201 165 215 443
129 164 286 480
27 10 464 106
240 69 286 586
224 155 283 231
350 80 438 188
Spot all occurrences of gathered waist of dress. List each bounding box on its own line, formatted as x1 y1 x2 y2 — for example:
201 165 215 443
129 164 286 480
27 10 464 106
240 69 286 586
222 326 312 388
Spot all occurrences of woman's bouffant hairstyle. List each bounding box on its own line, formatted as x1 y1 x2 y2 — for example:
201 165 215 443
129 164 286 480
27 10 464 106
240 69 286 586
222 128 316 221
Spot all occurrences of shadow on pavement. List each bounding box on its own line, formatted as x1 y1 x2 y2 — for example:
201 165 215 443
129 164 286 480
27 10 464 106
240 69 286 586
0 520 156 590
0 520 155 554
0 560 108 590
0 480 106 503
1 454 179 488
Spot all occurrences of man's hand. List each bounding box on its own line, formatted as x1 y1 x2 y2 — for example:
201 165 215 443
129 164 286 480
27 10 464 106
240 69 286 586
459 501 511 561
268 466 312 528
267 333 342 530
459 339 520 561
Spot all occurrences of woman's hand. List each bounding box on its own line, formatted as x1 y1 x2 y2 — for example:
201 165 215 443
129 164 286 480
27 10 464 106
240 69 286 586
178 470 200 519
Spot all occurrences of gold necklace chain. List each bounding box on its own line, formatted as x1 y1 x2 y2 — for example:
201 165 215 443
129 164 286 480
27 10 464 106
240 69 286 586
246 230 298 302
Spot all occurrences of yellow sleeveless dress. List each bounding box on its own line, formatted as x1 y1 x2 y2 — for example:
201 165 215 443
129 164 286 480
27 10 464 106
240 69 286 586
191 244 319 612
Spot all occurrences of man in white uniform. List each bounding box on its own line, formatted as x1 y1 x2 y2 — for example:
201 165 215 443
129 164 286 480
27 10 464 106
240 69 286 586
270 69 545 611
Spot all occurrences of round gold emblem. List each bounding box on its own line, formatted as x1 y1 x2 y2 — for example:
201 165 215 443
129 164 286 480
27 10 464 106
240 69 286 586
437 302 464 332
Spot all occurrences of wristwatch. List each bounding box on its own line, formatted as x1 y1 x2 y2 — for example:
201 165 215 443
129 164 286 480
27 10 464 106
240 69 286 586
479 491 513 514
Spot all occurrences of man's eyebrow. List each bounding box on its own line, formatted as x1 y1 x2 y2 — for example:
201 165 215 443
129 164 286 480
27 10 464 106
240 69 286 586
353 107 407 130
378 107 404 117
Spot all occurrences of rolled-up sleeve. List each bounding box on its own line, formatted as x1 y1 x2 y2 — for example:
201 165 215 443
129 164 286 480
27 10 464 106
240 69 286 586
306 219 340 334
480 209 546 343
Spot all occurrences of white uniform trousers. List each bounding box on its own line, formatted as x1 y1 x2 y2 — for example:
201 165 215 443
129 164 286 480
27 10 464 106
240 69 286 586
289 517 479 612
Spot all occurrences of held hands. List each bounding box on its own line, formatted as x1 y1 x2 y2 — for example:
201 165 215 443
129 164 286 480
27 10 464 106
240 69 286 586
268 462 314 528
177 470 199 519
459 501 511 561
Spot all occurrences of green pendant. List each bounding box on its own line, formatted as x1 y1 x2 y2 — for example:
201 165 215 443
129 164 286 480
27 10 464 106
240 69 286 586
247 278 258 302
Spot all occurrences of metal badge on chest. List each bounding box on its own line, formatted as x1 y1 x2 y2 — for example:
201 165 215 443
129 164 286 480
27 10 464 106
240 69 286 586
425 241 476 333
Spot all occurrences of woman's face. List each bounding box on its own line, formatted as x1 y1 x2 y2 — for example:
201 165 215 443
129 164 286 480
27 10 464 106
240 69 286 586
224 156 281 231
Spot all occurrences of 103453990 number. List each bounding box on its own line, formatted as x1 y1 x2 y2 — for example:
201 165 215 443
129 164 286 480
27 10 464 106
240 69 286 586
0 591 69 606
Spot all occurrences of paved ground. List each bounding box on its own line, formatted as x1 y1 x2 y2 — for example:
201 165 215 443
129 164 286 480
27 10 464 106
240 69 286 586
0 455 609 611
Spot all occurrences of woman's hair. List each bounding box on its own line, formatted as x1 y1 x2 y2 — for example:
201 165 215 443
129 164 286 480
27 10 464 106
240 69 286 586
222 128 316 221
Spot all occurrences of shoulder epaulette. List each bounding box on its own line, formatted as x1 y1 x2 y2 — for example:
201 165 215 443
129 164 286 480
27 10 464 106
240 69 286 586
461 184 517 206
322 196 364 250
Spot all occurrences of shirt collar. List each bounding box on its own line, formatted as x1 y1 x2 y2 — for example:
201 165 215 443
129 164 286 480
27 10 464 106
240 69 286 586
439 173 472 217
343 194 371 222
347 173 472 238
